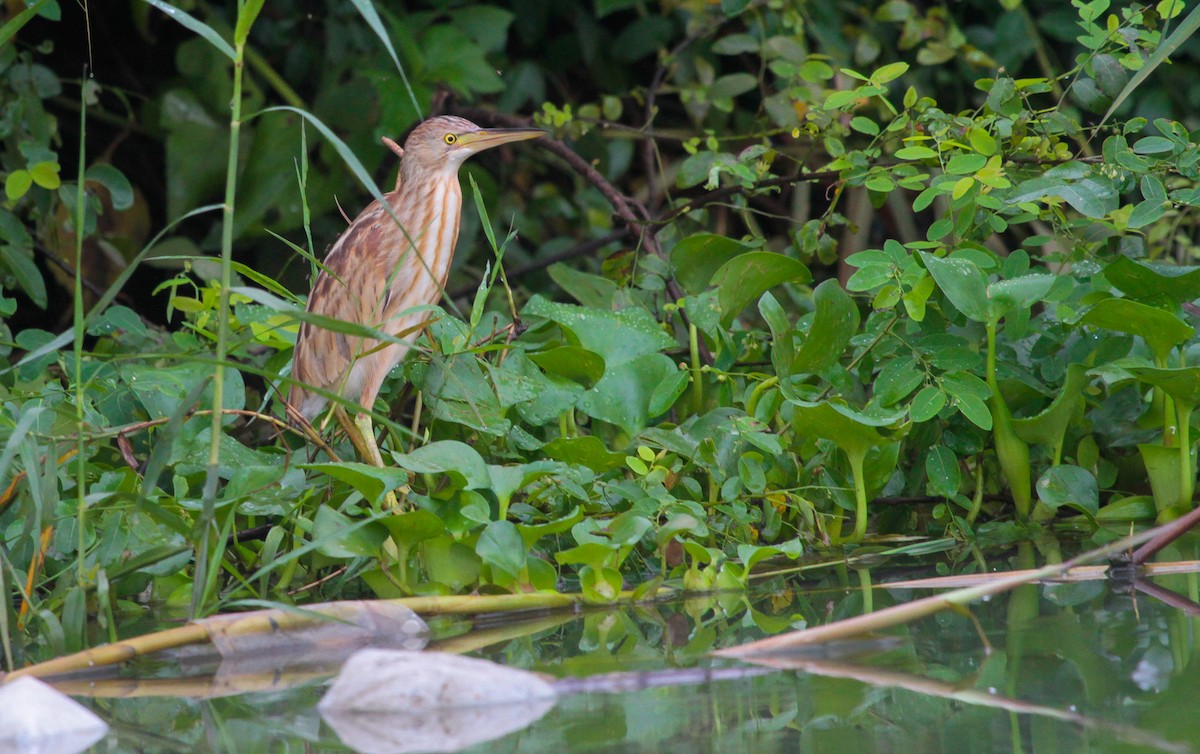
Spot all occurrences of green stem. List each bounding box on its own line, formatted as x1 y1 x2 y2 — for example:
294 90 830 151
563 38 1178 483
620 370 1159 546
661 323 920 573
1178 403 1194 508
689 322 703 414
744 376 778 418
987 320 1032 520
197 7 253 619
849 451 869 543
73 79 89 587
967 460 983 524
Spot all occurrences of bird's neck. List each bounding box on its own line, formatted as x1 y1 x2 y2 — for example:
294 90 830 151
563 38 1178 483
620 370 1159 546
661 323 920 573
387 173 462 285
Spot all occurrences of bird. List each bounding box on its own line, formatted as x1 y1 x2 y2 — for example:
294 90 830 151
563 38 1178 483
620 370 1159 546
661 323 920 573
287 115 543 503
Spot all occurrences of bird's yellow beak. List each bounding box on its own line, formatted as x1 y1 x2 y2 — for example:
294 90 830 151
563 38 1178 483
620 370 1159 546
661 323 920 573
457 127 545 153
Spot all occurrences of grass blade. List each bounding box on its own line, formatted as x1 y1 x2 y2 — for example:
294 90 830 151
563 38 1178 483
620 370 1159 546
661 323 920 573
347 0 422 119
1099 1 1200 127
141 0 235 61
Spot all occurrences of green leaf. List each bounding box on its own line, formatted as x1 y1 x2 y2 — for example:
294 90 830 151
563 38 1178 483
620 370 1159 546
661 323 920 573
1035 465 1099 516
910 385 946 422
1127 366 1200 411
987 274 1056 321
313 506 388 558
711 251 812 326
1012 365 1089 449
793 280 859 373
29 161 60 189
423 536 482 590
895 145 937 160
921 252 990 322
301 462 409 505
925 446 960 498
522 296 676 368
649 369 689 416
477 521 526 578
547 263 618 308
0 246 47 308
579 565 623 602
528 346 605 388
380 510 445 552
1080 298 1191 363
391 440 490 490
670 234 757 294
578 352 679 435
85 164 134 210
1102 256 1200 307
5 170 31 201
541 436 626 472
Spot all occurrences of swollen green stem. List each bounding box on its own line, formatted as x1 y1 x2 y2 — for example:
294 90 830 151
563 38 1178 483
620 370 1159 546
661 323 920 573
689 322 703 414
1177 403 1194 508
73 79 88 587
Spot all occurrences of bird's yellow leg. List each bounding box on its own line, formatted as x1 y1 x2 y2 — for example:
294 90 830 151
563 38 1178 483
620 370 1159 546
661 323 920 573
333 407 402 510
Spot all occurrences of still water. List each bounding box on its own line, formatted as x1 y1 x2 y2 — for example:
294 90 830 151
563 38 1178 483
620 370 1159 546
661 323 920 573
42 539 1200 753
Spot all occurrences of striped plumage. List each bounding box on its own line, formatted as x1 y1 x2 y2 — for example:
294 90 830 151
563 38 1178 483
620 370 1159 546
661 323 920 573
288 115 542 429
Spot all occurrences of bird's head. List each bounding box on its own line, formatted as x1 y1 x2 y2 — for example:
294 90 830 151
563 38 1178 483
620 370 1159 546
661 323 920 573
399 115 543 176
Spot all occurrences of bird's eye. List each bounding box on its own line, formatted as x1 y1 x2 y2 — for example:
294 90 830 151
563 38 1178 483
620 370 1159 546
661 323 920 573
444 133 458 145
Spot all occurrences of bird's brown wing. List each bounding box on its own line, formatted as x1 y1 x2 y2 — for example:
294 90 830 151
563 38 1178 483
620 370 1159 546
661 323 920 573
288 200 396 419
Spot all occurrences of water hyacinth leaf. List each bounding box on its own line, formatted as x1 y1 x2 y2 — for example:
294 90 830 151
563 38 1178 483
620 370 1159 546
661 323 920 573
1035 465 1099 516
303 462 410 506
1012 364 1088 450
1080 298 1191 364
580 565 624 601
423 536 482 591
390 440 490 490
523 296 676 367
1102 256 1200 307
1126 366 1200 409
541 435 626 472
313 506 389 558
380 510 445 552
710 251 812 326
517 506 585 549
477 520 526 578
578 351 679 435
793 279 859 373
1139 443 1191 514
547 263 618 308
920 252 989 322
738 541 803 574
759 291 797 386
527 346 606 388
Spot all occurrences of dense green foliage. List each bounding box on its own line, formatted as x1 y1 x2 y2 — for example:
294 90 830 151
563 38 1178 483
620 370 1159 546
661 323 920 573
2 0 1200 659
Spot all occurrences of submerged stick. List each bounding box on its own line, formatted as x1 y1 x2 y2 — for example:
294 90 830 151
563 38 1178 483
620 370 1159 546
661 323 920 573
713 524 1167 658
3 589 662 681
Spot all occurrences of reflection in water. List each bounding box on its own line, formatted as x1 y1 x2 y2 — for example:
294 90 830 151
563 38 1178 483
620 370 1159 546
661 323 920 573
42 543 1200 752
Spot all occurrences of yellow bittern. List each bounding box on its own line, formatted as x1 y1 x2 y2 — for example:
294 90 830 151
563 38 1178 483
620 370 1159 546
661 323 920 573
288 115 542 486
